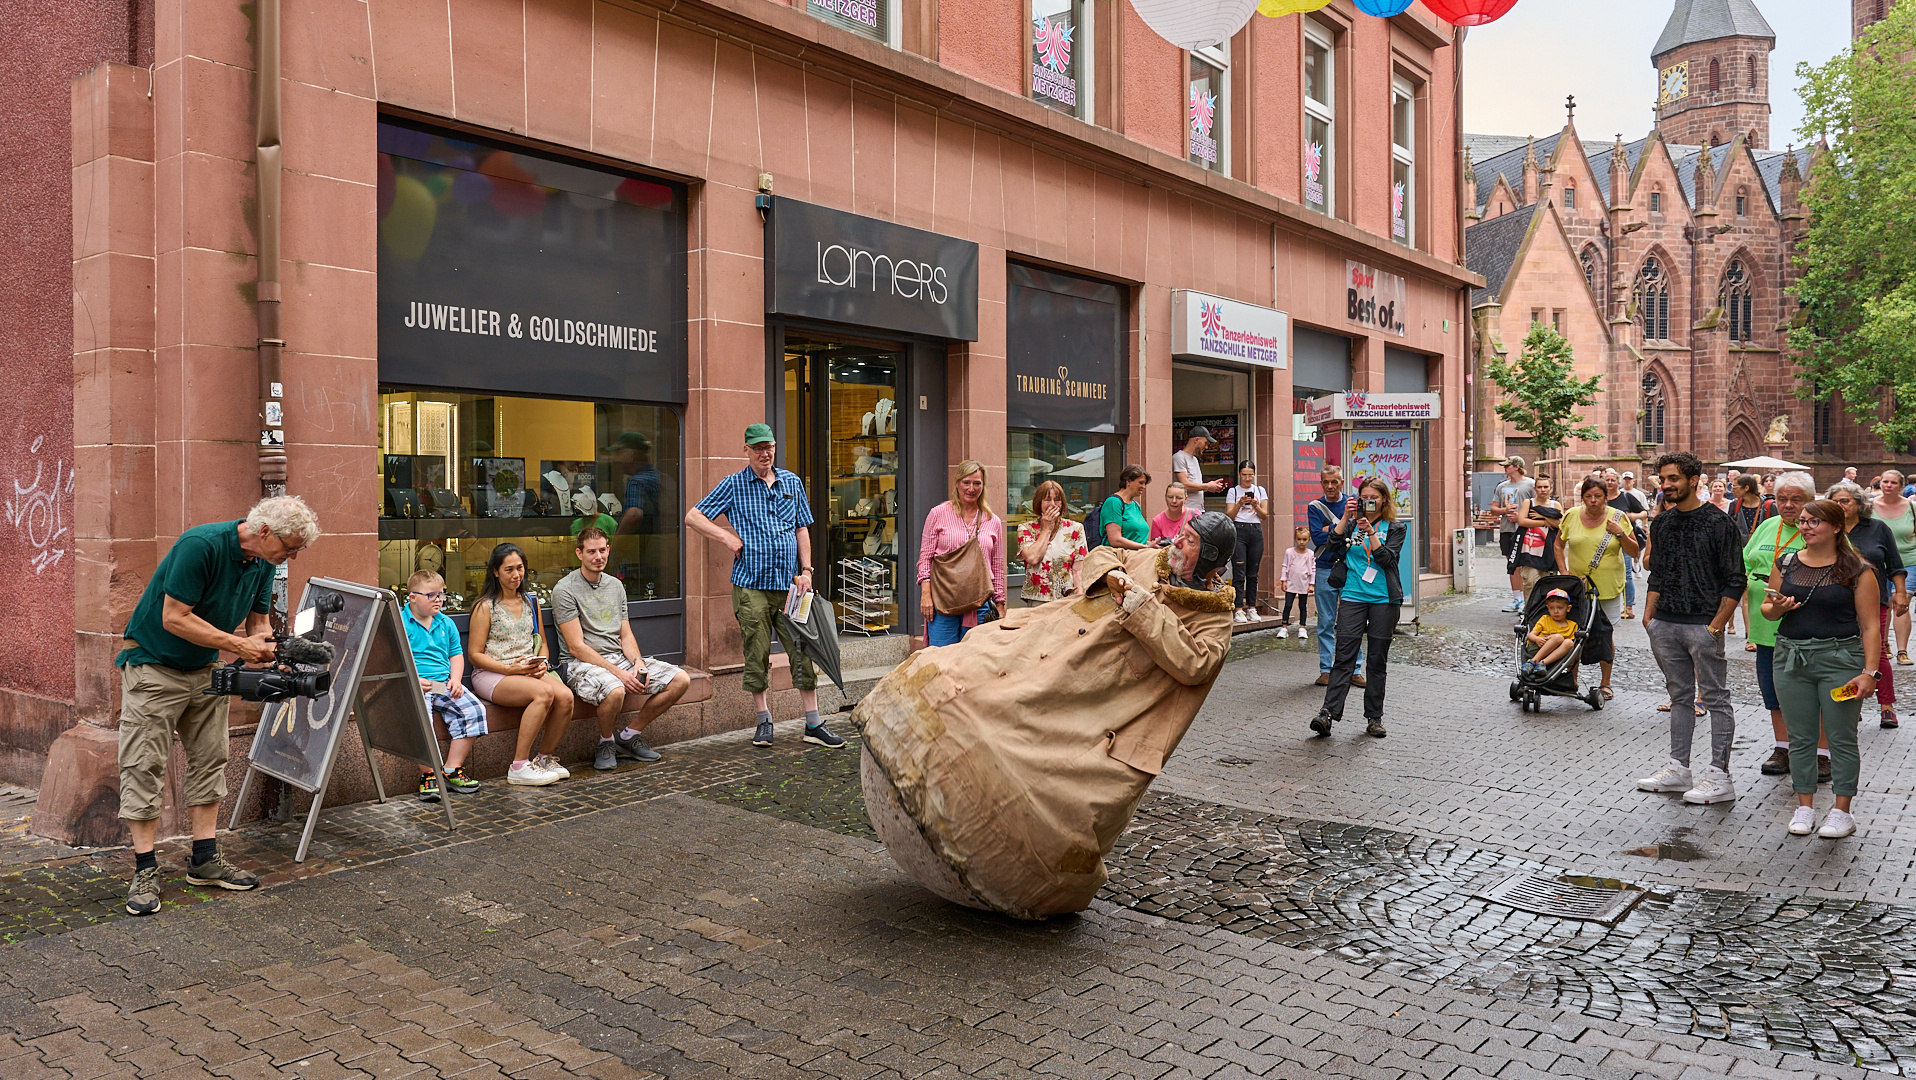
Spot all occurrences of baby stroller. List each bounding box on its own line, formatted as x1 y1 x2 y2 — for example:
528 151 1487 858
1508 574 1605 712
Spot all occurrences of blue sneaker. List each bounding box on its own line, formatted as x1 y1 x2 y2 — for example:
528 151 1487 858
803 723 846 749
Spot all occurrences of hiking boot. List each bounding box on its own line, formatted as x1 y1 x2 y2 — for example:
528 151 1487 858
803 723 846 749
1308 711 1334 737
443 767 480 794
1351 674 1368 688
1365 719 1387 738
125 867 162 916
615 730 662 762
1314 673 1329 686
418 774 442 802
593 741 618 771
1760 747 1791 775
186 852 260 891
753 719 775 747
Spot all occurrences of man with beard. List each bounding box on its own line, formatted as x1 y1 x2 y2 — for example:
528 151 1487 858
856 511 1240 920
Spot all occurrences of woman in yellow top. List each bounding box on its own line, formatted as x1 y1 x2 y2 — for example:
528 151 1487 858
1556 476 1640 700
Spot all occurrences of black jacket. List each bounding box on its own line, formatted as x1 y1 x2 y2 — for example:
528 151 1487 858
1325 518 1409 605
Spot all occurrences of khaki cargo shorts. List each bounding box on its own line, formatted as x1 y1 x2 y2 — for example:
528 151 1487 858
118 662 230 822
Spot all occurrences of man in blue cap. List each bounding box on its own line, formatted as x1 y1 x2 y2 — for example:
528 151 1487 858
686 423 843 749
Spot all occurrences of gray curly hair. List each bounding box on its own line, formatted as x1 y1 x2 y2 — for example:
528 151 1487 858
1825 479 1875 520
244 495 321 545
1771 471 1817 500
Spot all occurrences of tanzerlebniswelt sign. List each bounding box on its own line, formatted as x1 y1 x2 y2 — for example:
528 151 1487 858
1303 391 1441 426
1345 260 1407 337
766 197 979 341
1170 291 1288 368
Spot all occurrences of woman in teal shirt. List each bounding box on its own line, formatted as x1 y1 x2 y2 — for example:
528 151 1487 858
1309 477 1407 740
1100 465 1152 550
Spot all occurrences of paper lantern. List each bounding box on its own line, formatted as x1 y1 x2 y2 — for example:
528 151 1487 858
1419 0 1521 26
1353 0 1416 15
1128 0 1261 50
1258 0 1332 15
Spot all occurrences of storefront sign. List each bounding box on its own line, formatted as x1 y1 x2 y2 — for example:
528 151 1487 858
1032 14 1078 108
1006 265 1124 433
767 197 979 341
1171 291 1288 368
377 122 688 403
1345 260 1407 337
1303 391 1441 426
1292 442 1324 532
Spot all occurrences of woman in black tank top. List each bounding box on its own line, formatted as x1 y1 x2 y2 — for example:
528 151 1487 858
1760 500 1882 839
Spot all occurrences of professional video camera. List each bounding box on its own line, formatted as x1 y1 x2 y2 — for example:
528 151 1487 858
206 590 345 702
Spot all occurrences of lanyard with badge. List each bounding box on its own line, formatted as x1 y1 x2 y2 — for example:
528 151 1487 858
1358 521 1384 584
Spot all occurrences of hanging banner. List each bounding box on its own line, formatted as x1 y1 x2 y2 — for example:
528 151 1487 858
1292 442 1325 532
1345 260 1407 337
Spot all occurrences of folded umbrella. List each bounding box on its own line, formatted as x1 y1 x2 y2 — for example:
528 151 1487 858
777 590 845 692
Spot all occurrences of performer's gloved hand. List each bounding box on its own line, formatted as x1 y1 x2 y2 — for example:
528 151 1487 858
1105 570 1149 615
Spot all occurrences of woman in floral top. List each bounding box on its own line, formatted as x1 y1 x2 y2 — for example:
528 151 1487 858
1017 480 1089 603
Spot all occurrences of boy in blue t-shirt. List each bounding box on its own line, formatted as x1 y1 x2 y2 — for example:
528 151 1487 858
403 570 488 801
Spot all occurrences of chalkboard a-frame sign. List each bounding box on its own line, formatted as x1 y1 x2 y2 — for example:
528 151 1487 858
230 577 455 861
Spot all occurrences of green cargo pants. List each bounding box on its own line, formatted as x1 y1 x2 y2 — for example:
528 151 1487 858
1774 635 1865 797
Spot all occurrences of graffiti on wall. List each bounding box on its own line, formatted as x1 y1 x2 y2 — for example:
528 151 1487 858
6 435 74 575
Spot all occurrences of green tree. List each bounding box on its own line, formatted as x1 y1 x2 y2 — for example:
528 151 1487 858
1790 1 1916 447
1483 322 1602 456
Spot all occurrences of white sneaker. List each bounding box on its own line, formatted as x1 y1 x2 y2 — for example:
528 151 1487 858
1788 806 1816 835
1681 765 1736 804
1276 626 1289 639
507 761 560 787
533 753 570 779
1636 760 1693 792
1818 809 1857 838
1233 610 1247 623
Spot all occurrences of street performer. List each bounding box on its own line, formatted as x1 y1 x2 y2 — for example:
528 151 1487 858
856 511 1239 919
115 495 320 917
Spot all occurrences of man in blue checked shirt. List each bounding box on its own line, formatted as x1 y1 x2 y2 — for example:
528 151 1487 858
686 423 844 750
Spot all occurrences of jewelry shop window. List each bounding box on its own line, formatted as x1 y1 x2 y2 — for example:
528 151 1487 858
377 389 682 611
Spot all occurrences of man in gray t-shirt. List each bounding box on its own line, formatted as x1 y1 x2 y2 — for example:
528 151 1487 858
553 527 689 771
1172 428 1225 511
1492 456 1535 612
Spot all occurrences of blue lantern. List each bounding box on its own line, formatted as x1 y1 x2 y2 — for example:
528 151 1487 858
1354 0 1416 14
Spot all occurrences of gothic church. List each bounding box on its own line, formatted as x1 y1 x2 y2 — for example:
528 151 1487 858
1467 0 1901 481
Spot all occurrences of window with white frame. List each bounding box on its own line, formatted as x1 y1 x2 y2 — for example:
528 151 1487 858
1032 0 1091 120
1303 21 1335 215
1188 43 1228 174
808 0 895 45
1391 76 1416 245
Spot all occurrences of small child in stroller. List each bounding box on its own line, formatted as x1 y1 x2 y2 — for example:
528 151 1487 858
1523 589 1578 677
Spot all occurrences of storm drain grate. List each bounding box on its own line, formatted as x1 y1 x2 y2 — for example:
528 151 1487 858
1472 874 1648 925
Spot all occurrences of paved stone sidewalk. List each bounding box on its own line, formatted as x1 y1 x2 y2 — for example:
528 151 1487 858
0 792 1883 1080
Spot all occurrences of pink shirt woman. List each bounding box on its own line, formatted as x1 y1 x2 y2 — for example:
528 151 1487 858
918 462 1008 639
1149 481 1198 542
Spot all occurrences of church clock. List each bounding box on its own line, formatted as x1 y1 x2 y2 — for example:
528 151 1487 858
1658 62 1689 105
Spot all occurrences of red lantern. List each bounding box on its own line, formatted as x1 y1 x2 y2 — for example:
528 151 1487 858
1418 0 1520 26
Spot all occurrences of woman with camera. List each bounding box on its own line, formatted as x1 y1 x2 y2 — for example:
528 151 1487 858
468 543 576 787
1225 463 1270 624
1308 477 1407 739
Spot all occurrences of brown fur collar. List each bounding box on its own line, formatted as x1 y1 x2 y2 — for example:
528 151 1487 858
1152 546 1237 612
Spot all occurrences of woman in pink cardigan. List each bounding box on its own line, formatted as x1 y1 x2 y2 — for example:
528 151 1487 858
917 460 1008 647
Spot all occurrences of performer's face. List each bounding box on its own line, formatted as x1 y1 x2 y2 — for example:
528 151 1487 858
1172 525 1202 579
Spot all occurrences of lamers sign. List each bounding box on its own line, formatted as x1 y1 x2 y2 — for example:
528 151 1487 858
768 197 979 340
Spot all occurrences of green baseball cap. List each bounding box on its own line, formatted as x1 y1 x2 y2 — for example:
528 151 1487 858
743 423 777 446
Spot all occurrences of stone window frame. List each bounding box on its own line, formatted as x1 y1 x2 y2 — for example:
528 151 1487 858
1390 73 1418 247
1579 243 1603 300
1641 369 1668 446
1634 254 1673 342
1030 0 1094 122
1719 257 1755 344
1187 41 1230 176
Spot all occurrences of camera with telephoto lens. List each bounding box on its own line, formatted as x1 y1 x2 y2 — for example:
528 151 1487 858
205 591 344 702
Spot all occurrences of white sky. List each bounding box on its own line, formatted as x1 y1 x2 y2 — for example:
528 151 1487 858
1461 0 1854 150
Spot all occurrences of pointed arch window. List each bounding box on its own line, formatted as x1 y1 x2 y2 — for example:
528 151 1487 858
1635 256 1671 341
1709 58 1721 92
1641 371 1667 446
1580 245 1601 297
1813 381 1834 446
1720 259 1754 342
1746 55 1756 89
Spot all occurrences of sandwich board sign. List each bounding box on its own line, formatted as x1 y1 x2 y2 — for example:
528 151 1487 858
231 577 454 861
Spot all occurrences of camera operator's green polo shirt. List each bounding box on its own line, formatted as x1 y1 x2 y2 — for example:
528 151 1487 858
116 520 275 671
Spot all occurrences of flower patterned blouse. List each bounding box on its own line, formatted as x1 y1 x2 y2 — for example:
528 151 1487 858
1017 519 1088 602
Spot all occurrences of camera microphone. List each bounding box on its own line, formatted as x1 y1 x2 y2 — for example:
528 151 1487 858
279 635 335 666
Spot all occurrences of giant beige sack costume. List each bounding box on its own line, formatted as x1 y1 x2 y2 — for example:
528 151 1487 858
855 531 1236 920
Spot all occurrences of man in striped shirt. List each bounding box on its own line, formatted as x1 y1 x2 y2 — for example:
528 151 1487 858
686 423 844 750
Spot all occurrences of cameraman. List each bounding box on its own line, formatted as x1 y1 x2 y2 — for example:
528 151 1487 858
115 495 320 916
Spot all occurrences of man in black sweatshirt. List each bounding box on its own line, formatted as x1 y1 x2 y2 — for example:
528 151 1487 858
1637 451 1747 804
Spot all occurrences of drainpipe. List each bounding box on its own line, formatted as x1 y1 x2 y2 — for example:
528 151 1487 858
256 0 286 501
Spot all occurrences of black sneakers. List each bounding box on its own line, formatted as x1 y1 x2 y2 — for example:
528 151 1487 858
803 723 846 749
1308 712 1333 737
1760 747 1790 775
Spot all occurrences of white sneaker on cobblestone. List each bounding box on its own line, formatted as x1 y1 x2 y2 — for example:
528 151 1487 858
1681 765 1736 804
1276 626 1289 639
1818 809 1857 838
507 761 561 787
1635 760 1692 792
1788 806 1816 835
533 753 570 779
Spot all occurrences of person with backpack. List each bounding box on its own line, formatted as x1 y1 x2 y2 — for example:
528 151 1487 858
1096 465 1153 551
1306 466 1363 688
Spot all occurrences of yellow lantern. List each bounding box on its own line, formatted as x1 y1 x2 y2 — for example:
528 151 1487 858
1258 0 1332 15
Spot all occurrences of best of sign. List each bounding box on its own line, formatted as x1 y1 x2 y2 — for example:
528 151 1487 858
1345 260 1407 338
